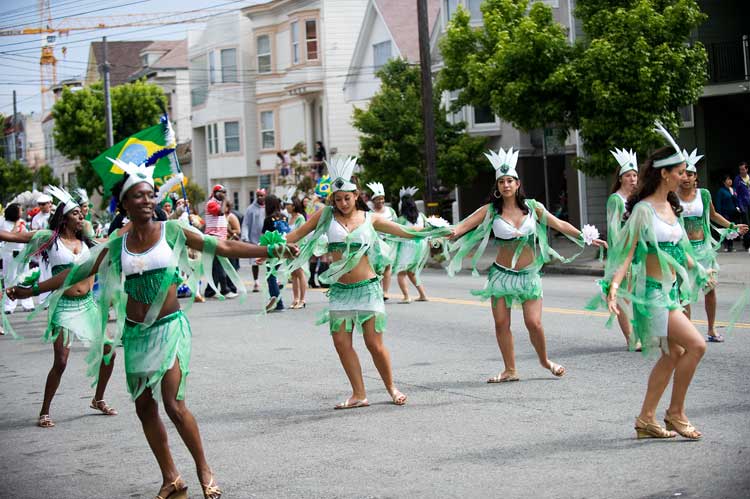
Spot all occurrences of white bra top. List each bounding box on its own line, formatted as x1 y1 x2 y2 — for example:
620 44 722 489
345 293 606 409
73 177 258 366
121 222 173 276
679 192 703 218
493 213 535 239
326 213 371 244
650 207 683 243
47 239 90 269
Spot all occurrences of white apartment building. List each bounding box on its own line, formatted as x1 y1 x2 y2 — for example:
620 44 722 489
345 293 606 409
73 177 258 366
241 0 367 185
189 13 259 211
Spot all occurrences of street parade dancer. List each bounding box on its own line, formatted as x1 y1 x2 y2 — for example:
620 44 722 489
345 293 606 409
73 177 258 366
284 188 308 309
1 203 36 313
676 149 747 342
284 156 452 409
607 148 640 349
393 186 430 303
367 181 398 300
5 158 296 499
592 122 714 440
448 147 606 383
0 186 117 428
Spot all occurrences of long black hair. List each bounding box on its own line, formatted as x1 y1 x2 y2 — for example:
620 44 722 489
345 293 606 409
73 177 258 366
38 202 93 263
625 146 684 219
289 197 306 220
265 194 282 218
489 178 529 216
399 195 419 224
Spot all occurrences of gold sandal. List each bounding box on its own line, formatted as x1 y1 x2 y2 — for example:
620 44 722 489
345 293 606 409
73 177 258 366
634 417 675 439
488 369 519 383
201 476 223 499
90 399 118 416
38 414 55 428
548 361 566 377
664 413 702 440
155 475 187 499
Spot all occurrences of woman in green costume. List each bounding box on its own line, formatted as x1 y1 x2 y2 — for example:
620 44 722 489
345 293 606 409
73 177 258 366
607 148 640 349
7 159 294 499
284 156 451 410
1 186 117 428
448 148 605 384
284 190 308 309
393 187 430 303
602 123 713 440
676 148 748 342
367 181 398 300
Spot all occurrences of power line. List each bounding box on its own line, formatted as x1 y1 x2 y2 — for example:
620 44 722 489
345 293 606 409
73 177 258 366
0 0 154 32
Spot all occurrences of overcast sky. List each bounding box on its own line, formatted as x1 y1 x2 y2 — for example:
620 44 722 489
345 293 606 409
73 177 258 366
0 0 265 117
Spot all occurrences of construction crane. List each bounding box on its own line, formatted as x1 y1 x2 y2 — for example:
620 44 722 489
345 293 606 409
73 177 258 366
0 1 232 114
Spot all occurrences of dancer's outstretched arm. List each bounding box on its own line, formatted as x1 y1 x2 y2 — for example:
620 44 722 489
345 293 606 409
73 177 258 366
536 205 607 248
450 205 489 240
285 209 323 244
182 226 298 259
0 230 35 244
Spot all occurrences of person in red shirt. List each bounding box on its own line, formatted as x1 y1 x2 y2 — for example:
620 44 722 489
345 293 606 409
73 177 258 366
204 185 237 298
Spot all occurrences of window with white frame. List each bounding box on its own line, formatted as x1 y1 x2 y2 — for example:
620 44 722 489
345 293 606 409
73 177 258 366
257 35 272 73
305 20 318 60
373 40 392 70
260 111 275 149
224 121 240 152
446 90 464 124
472 105 496 125
290 21 300 64
207 123 219 155
444 0 459 24
209 51 216 84
190 54 208 106
468 0 482 21
679 105 694 128
221 48 238 83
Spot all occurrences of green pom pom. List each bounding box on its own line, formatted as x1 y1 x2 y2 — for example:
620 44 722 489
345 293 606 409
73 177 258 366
259 230 286 247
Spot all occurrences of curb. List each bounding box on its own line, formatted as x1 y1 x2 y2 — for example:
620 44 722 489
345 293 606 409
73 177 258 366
425 260 605 277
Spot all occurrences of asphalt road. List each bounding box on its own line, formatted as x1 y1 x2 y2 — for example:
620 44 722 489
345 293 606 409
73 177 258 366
1 270 749 498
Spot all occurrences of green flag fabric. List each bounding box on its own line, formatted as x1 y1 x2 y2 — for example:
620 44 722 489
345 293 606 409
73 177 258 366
91 123 175 195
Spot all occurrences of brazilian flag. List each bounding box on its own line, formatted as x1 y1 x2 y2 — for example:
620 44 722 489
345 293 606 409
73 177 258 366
91 122 175 195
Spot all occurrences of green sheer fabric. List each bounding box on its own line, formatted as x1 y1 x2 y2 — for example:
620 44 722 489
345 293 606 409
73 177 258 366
587 202 709 354
317 277 386 334
447 200 586 278
43 292 102 348
393 213 430 283
472 263 543 308
606 194 626 248
124 268 182 304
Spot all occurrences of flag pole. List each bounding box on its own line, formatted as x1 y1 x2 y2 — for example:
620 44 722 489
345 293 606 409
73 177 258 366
160 112 190 216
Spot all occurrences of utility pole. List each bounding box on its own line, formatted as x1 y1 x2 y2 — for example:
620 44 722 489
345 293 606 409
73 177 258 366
417 0 438 214
12 89 19 160
101 36 114 148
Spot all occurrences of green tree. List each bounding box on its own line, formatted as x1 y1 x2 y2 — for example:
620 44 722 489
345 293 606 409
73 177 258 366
183 178 206 209
0 159 59 204
352 58 487 203
438 0 707 176
51 79 168 194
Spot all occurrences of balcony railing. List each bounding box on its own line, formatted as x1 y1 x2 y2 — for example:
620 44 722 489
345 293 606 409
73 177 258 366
705 35 749 84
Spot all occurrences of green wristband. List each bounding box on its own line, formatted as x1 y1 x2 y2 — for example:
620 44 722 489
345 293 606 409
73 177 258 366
32 282 40 296
267 244 276 258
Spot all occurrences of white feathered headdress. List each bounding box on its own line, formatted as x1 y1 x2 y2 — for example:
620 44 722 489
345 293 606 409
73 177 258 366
45 185 79 215
681 148 703 173
283 187 297 205
326 156 358 192
73 187 89 205
108 157 156 200
155 173 184 204
399 186 419 199
652 121 685 168
610 148 638 177
485 147 520 179
367 182 385 199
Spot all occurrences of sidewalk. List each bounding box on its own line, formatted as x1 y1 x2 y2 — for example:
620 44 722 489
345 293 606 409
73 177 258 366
430 237 750 284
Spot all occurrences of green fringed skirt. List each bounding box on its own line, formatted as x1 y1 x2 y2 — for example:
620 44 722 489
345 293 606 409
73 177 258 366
393 238 429 274
690 239 717 293
122 310 191 401
472 263 543 308
318 277 386 334
632 278 680 354
44 292 101 347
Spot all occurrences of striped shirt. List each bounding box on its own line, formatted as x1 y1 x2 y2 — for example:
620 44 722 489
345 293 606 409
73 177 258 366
204 198 228 240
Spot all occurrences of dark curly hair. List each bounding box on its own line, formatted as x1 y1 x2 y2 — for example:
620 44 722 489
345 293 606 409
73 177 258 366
625 146 684 219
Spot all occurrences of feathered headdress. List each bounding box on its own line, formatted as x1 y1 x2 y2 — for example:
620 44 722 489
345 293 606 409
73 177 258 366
485 147 520 179
652 121 685 168
73 187 89 206
610 148 638 177
45 185 78 215
367 181 385 199
325 156 358 192
283 187 297 205
399 186 419 199
681 148 704 173
107 157 156 200
155 173 185 204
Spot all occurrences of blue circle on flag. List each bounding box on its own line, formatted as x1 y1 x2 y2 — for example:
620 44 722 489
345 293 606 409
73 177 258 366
119 144 148 165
